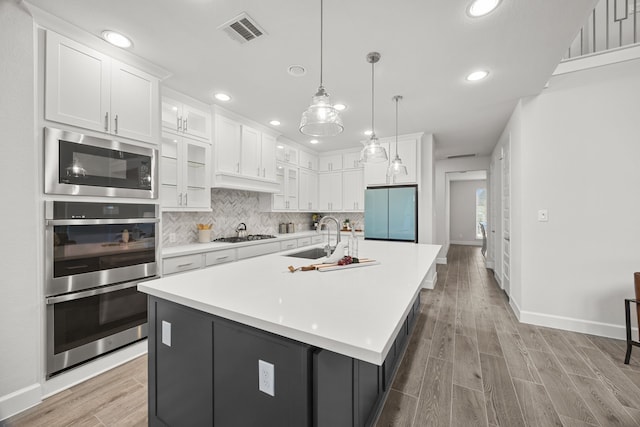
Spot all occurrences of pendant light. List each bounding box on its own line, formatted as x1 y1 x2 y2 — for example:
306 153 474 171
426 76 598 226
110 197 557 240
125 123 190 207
387 95 408 176
299 0 343 137
360 52 388 163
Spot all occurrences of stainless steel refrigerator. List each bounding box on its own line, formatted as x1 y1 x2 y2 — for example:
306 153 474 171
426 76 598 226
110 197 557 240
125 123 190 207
364 185 417 242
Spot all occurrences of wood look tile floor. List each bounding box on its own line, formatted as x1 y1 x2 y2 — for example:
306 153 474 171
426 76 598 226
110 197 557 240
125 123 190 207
6 245 640 427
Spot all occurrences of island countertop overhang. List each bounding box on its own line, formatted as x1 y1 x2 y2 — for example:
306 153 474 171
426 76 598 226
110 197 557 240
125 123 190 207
138 240 440 365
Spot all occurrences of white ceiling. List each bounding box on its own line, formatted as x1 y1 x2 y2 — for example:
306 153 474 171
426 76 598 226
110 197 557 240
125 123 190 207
26 0 596 157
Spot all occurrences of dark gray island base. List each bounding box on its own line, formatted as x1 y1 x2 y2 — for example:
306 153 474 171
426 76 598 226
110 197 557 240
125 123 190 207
147 294 421 427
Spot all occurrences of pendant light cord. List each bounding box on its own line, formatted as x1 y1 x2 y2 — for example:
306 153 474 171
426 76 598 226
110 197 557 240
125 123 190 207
395 96 399 156
371 60 375 135
320 0 324 88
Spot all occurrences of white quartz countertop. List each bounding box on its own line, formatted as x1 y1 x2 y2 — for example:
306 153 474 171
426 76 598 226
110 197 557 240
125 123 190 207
140 240 440 365
162 230 363 258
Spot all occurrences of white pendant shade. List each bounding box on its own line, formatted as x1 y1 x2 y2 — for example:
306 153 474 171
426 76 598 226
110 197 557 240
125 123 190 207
300 0 343 137
360 135 388 163
387 94 408 176
300 87 343 137
387 154 408 176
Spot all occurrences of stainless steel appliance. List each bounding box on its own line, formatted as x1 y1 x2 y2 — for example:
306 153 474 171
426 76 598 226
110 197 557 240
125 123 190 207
213 234 276 243
45 201 159 377
44 127 158 199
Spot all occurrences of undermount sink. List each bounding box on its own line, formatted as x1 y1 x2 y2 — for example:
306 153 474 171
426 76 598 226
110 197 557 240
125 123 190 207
284 247 330 260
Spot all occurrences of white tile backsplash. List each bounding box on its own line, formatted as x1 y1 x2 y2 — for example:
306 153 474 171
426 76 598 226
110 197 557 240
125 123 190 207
162 188 363 247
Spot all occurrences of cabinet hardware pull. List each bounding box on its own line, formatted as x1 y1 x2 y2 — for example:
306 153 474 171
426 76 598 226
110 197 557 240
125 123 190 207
184 118 188 132
177 117 182 131
114 114 119 134
184 193 188 205
257 167 260 176
216 256 229 260
179 193 183 206
236 163 240 173
263 168 266 177
66 264 90 270
177 263 193 268
104 112 109 131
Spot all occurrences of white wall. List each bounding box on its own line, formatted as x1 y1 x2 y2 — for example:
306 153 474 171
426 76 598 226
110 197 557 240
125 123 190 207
0 0 41 419
418 134 435 244
434 156 490 262
506 58 640 338
449 180 486 245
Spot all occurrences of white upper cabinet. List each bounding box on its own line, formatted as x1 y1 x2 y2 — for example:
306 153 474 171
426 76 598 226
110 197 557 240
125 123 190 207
240 125 261 177
319 154 342 172
260 133 277 181
276 143 298 165
299 150 319 171
214 114 242 174
342 169 364 211
161 95 211 141
318 171 343 211
299 168 318 211
45 31 159 144
213 112 279 192
161 132 211 211
271 163 298 211
342 151 363 170
363 135 420 186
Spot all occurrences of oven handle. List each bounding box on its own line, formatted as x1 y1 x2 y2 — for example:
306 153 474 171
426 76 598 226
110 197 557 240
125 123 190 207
46 277 157 305
46 218 159 226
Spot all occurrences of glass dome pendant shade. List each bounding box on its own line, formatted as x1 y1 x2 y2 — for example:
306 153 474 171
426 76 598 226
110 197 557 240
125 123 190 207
387 95 408 176
360 52 388 164
299 0 343 137
300 86 343 137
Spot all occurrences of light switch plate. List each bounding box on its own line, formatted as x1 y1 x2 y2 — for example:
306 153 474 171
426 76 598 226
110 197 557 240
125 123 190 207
538 209 548 222
258 360 275 396
162 321 171 346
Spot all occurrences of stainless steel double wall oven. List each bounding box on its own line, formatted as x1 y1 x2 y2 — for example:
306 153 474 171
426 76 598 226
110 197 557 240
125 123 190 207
44 127 159 377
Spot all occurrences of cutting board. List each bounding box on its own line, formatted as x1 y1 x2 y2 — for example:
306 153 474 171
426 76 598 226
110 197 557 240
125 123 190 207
316 259 380 272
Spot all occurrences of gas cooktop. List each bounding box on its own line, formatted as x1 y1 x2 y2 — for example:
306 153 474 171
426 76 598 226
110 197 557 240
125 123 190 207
213 234 277 243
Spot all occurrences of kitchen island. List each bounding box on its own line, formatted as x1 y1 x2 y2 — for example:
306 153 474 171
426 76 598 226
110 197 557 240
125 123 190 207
139 240 440 427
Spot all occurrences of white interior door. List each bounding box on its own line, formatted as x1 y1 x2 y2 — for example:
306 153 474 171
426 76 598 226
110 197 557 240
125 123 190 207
501 137 511 296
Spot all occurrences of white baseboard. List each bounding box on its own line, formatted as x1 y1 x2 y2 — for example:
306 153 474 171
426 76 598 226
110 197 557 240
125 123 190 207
0 340 148 422
0 383 41 422
450 240 482 246
485 260 495 269
509 296 521 320
494 271 502 288
421 270 438 290
436 257 447 265
518 310 635 341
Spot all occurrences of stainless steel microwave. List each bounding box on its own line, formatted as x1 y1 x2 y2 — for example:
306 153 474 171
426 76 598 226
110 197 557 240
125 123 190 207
44 127 158 199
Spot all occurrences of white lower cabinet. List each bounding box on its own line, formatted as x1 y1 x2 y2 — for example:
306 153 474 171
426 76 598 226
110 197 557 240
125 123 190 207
205 249 236 266
237 242 281 260
161 132 211 211
318 172 343 211
280 240 298 251
163 254 204 275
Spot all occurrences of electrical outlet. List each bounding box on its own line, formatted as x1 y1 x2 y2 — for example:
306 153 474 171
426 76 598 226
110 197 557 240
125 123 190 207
169 233 176 243
258 360 275 396
538 209 548 222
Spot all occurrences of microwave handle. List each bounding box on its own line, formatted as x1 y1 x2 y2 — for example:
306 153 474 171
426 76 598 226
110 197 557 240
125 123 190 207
46 218 159 226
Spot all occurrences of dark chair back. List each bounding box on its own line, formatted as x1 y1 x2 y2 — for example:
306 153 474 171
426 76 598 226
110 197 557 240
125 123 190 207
635 272 640 336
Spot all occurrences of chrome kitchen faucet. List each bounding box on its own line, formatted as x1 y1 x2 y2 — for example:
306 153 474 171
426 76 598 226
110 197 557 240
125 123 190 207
318 216 340 257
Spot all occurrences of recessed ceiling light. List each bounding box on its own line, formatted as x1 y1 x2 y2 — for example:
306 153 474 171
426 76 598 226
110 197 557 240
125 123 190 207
364 130 373 136
287 65 307 77
310 139 319 144
214 93 231 102
269 120 281 126
102 30 132 48
466 70 489 81
276 144 284 150
334 104 347 111
467 0 501 17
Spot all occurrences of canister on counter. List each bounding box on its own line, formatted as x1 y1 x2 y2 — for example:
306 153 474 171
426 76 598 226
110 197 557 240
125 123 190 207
279 223 287 234
286 222 295 233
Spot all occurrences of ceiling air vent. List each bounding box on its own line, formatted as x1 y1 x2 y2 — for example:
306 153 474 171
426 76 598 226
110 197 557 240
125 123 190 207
447 153 476 159
218 13 266 44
